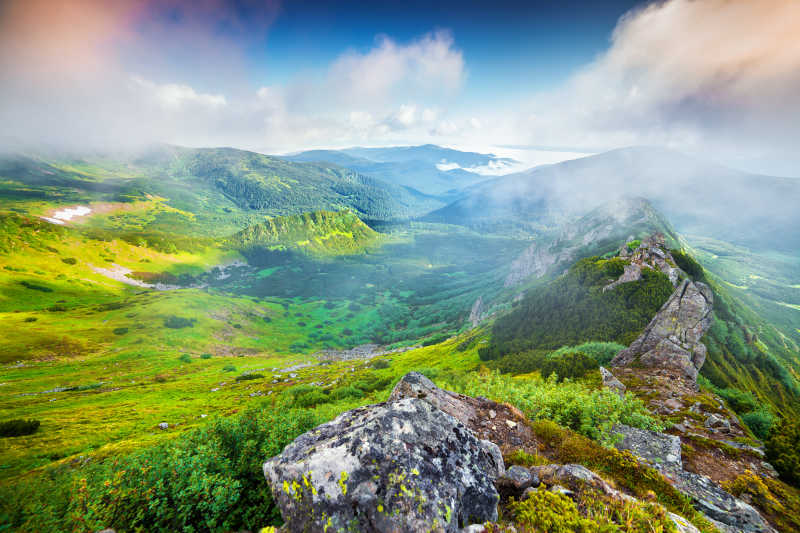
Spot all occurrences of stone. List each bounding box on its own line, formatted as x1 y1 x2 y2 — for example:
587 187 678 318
389 372 479 425
704 414 731 433
263 398 500 532
600 366 626 396
460 525 486 533
611 279 713 381
495 465 537 499
669 512 702 533
505 420 517 429
488 409 496 419
613 424 683 473
157 422 169 430
670 469 776 532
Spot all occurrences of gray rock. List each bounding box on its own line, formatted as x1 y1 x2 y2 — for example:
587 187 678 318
157 422 169 430
496 465 537 499
460 525 486 533
263 398 500 532
670 469 776 532
613 424 683 473
611 279 713 381
602 263 642 292
705 414 731 433
389 372 480 426
669 512 702 533
600 366 626 396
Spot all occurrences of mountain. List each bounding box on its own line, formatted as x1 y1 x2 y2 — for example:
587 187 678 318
286 144 517 195
425 146 800 252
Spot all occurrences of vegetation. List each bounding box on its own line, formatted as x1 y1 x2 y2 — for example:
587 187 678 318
541 351 599 382
766 419 800 487
0 419 40 438
482 257 673 360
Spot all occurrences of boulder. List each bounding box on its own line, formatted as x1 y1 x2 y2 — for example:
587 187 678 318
263 398 501 532
611 279 713 381
599 366 626 396
602 263 642 292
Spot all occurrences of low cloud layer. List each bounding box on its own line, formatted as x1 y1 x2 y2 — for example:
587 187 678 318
1 0 799 175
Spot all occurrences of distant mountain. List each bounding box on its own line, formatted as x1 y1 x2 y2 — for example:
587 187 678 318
424 146 800 251
286 144 517 195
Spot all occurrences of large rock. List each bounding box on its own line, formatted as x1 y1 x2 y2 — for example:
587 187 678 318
671 469 777 533
600 367 626 396
613 424 682 474
263 398 501 532
611 279 713 381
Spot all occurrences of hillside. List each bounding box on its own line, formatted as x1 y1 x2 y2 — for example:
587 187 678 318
227 210 381 258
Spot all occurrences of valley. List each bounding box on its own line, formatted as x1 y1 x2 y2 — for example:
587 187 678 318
1 144 799 532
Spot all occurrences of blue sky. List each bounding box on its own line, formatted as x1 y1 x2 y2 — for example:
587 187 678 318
1 0 799 175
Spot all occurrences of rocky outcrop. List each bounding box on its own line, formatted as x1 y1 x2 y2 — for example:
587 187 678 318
611 279 713 381
613 424 776 532
469 296 488 328
602 263 642 292
504 241 577 287
389 372 534 453
263 397 501 532
600 366 626 396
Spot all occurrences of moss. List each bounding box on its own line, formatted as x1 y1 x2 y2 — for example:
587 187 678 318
723 471 800 532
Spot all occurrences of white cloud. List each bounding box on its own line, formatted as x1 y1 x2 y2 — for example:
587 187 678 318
132 76 227 109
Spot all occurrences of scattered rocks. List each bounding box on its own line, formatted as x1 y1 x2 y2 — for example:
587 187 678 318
705 414 732 433
263 397 501 532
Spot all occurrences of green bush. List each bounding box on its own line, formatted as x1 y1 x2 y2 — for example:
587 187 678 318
3 408 321 532
200 353 212 360
741 410 775 440
422 333 449 346
235 373 264 382
541 351 598 382
20 280 53 292
293 390 330 408
443 371 663 444
24 317 37 323
371 359 390 369
489 350 548 374
626 239 641 250
330 385 364 401
222 364 236 372
0 419 40 438
163 316 195 329
552 341 625 366
61 257 77 265
112 327 128 336
178 354 192 363
766 419 800 487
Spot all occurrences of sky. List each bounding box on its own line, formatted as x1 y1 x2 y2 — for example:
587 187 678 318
1 0 799 175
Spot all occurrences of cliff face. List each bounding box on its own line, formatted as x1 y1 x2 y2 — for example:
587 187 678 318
611 278 713 381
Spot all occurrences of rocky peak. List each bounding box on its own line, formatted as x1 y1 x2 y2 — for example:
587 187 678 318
611 277 713 382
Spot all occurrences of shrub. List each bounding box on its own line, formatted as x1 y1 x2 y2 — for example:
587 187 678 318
61 257 77 265
489 350 548 374
288 341 309 352
626 239 641 250
371 359 390 369
20 280 53 292
235 373 264 382
153 374 168 383
422 333 450 346
552 341 625 366
766 419 800 487
262 316 272 323
53 407 321 532
163 316 195 329
293 390 330 408
0 419 40 438
222 364 236 372
233 323 242 329
24 317 37 323
541 351 598 382
112 327 128 335
330 386 364 401
741 410 775 440
443 371 663 444
200 353 212 360
178 354 192 363
509 490 587 531
342 328 354 336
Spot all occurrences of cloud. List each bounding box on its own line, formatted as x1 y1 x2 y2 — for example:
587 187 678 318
132 76 227 109
511 0 800 173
